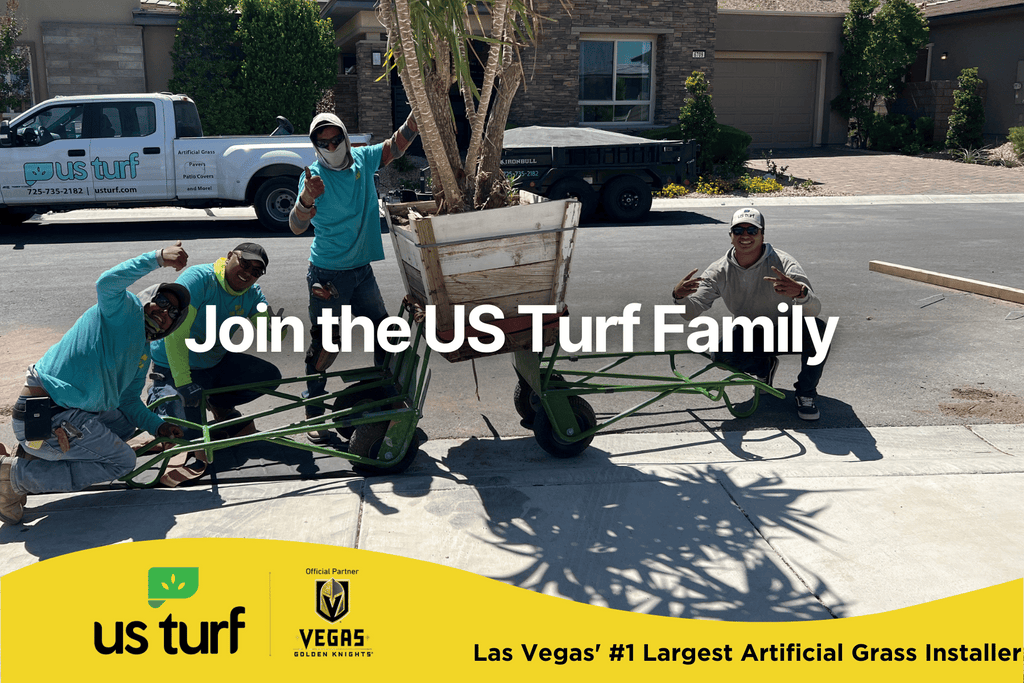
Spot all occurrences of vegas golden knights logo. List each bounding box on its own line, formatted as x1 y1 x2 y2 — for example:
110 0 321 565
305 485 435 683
316 579 349 623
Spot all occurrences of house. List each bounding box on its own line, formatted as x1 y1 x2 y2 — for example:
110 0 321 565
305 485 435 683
10 0 850 148
901 0 1024 143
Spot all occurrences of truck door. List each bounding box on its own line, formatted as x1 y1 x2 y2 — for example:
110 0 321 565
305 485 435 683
85 101 168 201
0 103 91 205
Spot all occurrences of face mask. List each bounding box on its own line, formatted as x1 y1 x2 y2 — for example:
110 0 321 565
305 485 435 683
315 139 352 171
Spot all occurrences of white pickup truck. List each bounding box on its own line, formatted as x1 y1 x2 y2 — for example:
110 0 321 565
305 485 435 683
0 92 367 231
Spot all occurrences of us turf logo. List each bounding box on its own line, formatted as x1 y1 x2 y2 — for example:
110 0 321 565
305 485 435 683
93 567 247 655
316 579 349 623
149 567 200 608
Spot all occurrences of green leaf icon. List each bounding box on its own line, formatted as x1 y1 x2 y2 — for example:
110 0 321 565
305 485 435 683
148 567 199 608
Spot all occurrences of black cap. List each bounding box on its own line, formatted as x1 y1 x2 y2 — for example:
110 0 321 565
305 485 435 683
234 242 269 268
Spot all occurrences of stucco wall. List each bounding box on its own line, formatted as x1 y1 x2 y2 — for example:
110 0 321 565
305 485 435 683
926 9 1024 137
508 0 718 131
15 0 140 102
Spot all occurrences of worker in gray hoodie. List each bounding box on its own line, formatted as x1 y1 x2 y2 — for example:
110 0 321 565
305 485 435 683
671 207 830 420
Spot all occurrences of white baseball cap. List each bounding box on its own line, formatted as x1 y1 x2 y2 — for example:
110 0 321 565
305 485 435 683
730 207 765 229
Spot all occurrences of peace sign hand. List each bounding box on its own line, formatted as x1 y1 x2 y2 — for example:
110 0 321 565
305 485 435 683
764 266 805 298
673 268 706 299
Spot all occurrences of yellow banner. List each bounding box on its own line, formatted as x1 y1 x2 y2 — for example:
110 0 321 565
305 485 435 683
2 538 1020 682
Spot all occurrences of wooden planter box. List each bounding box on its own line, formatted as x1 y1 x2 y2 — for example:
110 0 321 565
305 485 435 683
385 197 581 362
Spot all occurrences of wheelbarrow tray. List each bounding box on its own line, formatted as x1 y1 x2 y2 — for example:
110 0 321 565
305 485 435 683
385 196 581 362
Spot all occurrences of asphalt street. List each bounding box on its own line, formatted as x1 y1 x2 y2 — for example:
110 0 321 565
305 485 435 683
2 199 1022 448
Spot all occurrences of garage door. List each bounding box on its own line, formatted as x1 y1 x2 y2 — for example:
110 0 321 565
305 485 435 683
714 59 818 149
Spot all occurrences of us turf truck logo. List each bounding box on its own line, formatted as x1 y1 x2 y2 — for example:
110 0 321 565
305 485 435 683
23 152 140 186
148 566 200 608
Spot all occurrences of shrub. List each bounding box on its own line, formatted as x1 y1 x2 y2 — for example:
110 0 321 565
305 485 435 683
237 0 337 135
737 174 783 193
0 0 29 114
693 176 733 195
1008 127 1024 159
168 0 246 135
915 116 934 144
946 67 985 150
709 124 752 175
678 71 719 173
654 183 689 198
864 112 927 154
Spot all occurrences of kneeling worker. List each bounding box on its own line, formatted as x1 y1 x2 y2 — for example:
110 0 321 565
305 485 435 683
672 207 831 420
1 242 191 525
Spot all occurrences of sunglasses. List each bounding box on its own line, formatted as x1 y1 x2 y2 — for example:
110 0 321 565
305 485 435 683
314 133 345 149
153 292 180 321
730 225 763 236
235 254 266 278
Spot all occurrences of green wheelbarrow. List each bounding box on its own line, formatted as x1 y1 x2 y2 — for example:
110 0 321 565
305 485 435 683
122 304 432 487
512 344 784 458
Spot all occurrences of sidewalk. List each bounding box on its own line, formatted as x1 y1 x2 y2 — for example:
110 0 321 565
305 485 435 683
1 423 1022 621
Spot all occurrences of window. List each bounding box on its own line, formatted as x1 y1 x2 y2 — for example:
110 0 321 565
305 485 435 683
95 102 157 138
13 104 84 145
579 39 653 125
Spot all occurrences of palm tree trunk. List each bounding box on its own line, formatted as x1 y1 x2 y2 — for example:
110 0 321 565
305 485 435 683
388 0 464 212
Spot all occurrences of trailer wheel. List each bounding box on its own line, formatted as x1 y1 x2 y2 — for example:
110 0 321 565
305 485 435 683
601 175 652 223
546 178 598 222
253 176 298 232
533 396 596 458
349 422 420 475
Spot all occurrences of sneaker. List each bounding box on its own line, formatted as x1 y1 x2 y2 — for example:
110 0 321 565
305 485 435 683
0 455 27 525
795 395 820 421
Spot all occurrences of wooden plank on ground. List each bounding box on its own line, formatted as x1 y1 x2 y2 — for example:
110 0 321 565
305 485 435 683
869 261 1024 305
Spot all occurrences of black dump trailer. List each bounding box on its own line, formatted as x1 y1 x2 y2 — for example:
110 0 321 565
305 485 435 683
500 126 699 223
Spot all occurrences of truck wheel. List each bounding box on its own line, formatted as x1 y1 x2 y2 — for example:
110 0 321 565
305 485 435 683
601 175 652 223
253 177 298 232
0 209 34 226
546 178 597 222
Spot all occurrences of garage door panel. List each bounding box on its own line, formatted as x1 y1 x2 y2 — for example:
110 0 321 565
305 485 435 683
715 58 818 149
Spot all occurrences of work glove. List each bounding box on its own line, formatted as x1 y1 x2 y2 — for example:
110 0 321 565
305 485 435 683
179 382 204 408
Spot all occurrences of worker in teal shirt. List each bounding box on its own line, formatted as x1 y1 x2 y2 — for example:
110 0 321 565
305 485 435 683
1 242 190 525
288 112 418 444
148 242 283 443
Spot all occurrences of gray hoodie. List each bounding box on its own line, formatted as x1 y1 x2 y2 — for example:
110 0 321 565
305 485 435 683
673 243 821 321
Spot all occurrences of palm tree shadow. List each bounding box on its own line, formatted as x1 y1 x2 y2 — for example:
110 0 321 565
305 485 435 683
441 440 848 620
0 487 224 562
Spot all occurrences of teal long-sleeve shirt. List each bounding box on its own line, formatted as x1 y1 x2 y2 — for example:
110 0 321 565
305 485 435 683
149 259 270 385
34 251 166 437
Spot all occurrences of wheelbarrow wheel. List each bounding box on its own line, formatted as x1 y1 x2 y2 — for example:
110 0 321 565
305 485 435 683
533 396 596 459
332 381 393 439
349 422 420 475
513 373 564 423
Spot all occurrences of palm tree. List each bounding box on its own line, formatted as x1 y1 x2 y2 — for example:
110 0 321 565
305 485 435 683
377 0 557 214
